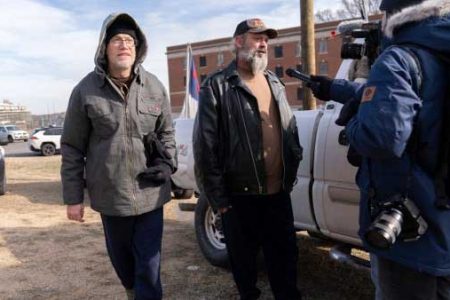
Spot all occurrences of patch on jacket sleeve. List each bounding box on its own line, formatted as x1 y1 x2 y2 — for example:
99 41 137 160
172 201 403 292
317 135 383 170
361 86 376 103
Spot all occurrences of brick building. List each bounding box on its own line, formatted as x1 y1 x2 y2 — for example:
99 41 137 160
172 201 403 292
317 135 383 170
166 19 345 112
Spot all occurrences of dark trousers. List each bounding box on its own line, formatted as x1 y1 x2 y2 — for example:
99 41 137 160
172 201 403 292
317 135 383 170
221 191 301 300
101 208 163 300
371 254 450 300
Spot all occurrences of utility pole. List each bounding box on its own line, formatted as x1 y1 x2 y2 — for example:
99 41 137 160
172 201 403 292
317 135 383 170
300 0 316 110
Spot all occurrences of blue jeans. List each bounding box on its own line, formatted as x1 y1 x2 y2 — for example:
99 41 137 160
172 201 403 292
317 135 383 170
371 254 450 300
101 208 163 300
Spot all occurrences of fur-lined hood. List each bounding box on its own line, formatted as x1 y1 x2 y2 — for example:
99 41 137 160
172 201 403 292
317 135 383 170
382 0 450 55
384 0 450 38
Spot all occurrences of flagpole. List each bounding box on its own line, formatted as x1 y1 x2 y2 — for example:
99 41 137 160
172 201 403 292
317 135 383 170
180 44 191 118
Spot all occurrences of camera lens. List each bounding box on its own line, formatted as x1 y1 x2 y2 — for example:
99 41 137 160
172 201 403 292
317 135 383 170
365 208 403 249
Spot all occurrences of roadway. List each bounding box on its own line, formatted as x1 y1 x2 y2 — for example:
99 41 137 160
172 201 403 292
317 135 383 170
2 140 41 157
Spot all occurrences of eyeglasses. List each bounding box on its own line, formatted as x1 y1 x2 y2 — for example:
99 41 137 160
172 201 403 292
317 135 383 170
109 38 137 48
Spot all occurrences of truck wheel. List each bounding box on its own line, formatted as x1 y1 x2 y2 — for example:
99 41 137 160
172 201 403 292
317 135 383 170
7 136 13 143
194 195 229 268
173 188 194 199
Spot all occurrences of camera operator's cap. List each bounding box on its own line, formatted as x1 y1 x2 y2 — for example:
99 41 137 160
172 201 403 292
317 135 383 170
233 18 278 39
379 0 424 13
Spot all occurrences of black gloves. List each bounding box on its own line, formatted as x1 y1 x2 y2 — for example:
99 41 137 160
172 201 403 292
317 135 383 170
306 75 333 101
138 159 173 184
335 98 361 126
138 132 174 185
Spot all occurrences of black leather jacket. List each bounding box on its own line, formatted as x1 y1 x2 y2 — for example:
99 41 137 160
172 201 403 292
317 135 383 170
193 61 303 209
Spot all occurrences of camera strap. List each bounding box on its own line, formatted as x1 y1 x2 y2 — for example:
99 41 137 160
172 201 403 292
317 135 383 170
367 45 422 213
397 44 450 210
396 46 423 199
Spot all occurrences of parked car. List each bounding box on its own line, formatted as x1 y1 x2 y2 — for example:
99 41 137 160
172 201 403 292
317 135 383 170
0 146 6 195
0 127 9 146
0 125 29 143
28 127 63 156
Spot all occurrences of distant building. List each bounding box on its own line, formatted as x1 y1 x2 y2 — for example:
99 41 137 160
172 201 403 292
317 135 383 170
31 112 65 129
166 19 344 112
0 99 32 130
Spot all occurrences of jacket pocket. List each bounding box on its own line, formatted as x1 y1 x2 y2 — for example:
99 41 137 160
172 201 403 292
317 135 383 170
86 100 119 138
138 96 161 134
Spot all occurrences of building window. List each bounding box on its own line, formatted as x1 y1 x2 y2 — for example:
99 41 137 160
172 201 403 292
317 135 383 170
297 87 304 101
275 65 284 78
295 41 301 57
296 64 303 72
318 39 328 54
183 76 186 87
217 52 224 66
274 45 283 58
183 57 187 70
319 60 328 75
199 55 207 67
200 74 207 84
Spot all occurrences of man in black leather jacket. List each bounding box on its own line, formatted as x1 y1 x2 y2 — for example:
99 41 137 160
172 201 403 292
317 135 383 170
193 18 302 300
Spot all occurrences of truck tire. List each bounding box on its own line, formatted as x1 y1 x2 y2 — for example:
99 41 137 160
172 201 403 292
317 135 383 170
194 195 229 268
7 136 13 143
173 188 194 199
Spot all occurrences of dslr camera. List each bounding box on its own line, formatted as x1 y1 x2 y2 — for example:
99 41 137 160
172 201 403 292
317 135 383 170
340 21 382 67
365 194 428 249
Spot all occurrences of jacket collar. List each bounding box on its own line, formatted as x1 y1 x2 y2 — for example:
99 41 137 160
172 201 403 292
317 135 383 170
223 60 279 85
95 65 143 88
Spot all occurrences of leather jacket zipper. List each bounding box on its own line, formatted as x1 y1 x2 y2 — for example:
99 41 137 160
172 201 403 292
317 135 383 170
235 91 262 194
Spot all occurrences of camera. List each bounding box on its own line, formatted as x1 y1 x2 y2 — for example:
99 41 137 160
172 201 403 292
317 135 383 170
341 21 382 67
365 194 428 249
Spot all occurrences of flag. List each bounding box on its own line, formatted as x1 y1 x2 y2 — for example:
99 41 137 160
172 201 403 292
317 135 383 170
180 44 200 118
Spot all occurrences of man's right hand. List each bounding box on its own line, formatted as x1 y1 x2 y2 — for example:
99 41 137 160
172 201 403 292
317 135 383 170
218 206 232 214
67 204 85 222
306 75 334 101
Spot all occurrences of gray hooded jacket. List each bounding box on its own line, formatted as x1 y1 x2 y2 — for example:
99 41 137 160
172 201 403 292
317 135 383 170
61 13 176 216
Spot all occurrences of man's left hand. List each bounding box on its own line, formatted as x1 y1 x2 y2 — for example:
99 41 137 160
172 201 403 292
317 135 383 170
138 164 172 184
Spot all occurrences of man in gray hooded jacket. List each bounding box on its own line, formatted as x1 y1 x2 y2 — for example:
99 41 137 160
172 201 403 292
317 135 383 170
61 12 176 300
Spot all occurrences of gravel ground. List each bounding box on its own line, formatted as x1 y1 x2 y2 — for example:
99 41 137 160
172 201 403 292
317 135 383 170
0 155 374 299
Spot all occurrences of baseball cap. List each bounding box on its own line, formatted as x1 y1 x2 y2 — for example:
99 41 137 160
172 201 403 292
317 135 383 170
233 18 278 39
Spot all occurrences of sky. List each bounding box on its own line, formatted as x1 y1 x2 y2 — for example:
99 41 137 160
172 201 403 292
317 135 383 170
0 0 338 114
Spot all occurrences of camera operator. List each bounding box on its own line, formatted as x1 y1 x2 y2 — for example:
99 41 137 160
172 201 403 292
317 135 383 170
307 0 450 299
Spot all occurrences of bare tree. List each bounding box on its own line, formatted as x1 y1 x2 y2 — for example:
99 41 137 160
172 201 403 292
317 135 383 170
315 0 381 22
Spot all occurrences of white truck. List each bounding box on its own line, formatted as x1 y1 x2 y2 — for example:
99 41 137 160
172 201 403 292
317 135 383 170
170 58 368 268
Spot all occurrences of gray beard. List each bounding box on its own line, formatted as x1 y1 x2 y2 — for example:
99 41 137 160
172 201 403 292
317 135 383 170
238 49 268 75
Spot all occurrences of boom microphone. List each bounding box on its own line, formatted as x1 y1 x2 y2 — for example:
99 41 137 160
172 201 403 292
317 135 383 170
336 19 365 35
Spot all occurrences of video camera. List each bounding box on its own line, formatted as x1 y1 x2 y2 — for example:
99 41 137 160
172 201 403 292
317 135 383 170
338 20 382 67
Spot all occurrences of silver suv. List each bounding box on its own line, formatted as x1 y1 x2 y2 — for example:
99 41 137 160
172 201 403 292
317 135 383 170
0 125 29 143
